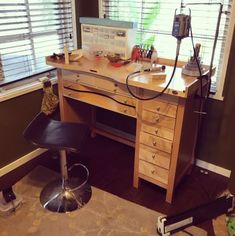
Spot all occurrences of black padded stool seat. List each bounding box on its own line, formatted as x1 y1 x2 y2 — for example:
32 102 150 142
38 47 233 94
23 112 92 213
23 112 89 152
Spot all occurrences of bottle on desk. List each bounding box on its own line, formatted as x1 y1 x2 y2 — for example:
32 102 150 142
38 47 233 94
64 44 70 64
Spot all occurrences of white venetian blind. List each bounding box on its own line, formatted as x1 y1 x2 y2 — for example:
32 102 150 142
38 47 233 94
0 0 73 84
100 0 233 93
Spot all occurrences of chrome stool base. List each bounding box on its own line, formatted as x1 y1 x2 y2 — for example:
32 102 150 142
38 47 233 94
40 178 92 213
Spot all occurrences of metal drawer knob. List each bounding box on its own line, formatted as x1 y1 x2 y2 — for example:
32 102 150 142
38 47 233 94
155 129 158 134
156 106 160 111
154 115 159 122
123 109 127 113
76 74 80 82
153 141 157 146
152 154 156 159
67 92 72 96
151 170 155 175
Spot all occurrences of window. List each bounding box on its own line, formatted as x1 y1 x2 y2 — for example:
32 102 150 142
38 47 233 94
100 0 235 100
0 0 74 86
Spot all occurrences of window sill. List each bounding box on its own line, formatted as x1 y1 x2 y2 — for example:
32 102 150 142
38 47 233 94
0 76 57 102
209 93 224 101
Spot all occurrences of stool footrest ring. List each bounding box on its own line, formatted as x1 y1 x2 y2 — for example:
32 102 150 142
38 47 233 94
67 163 89 192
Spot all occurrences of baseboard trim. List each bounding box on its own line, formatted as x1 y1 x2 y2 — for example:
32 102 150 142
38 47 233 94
0 148 47 177
196 159 231 178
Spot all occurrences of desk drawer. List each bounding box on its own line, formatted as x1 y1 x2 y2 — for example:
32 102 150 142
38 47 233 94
63 88 136 117
139 160 169 185
140 131 172 153
95 76 136 96
142 99 177 118
63 81 136 107
139 144 170 169
62 70 96 87
141 123 174 141
62 70 136 97
142 110 175 130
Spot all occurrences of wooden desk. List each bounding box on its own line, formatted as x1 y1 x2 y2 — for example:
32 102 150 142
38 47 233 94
46 56 207 203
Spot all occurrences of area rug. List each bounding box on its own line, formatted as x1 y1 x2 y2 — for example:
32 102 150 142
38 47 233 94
0 166 206 236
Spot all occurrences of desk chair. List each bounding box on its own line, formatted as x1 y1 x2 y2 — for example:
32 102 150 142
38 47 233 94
23 112 91 213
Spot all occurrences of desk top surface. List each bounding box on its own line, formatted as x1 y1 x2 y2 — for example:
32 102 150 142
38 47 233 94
46 56 209 98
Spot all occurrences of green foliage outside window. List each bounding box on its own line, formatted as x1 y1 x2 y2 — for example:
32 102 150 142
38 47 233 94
109 1 161 47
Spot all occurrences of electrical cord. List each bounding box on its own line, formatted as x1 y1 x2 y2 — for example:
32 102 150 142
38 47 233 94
125 40 181 101
189 26 203 82
189 24 208 98
189 25 205 117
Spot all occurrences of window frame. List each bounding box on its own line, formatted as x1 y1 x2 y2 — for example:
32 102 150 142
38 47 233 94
98 0 235 101
214 2 235 100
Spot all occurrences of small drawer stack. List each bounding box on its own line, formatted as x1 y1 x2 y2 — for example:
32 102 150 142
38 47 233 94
138 97 178 188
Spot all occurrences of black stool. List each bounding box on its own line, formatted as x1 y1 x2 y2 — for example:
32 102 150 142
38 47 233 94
23 112 92 213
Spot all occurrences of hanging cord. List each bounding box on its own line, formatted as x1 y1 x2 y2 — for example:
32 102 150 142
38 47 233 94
125 40 181 100
189 25 203 113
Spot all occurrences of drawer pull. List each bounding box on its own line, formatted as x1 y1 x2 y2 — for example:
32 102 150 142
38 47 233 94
152 154 156 159
155 129 158 134
151 170 155 175
156 106 161 112
67 92 72 96
76 74 80 82
123 109 127 113
154 115 159 122
113 88 117 93
124 100 128 104
153 141 157 146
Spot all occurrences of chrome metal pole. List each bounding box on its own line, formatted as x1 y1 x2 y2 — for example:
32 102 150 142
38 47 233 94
60 150 68 182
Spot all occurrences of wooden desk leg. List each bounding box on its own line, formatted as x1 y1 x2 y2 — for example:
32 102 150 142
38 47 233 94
90 106 97 138
133 105 142 188
165 99 186 204
133 139 140 188
133 173 140 188
166 188 173 204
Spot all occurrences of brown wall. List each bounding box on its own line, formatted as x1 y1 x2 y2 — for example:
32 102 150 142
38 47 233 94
0 90 42 169
197 26 235 193
0 87 59 190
